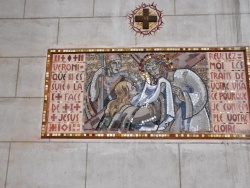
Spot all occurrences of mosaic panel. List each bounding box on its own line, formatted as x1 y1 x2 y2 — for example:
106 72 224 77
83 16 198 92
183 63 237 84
42 47 250 139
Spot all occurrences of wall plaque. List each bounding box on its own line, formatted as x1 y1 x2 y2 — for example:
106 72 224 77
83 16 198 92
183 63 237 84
128 2 164 36
42 47 250 139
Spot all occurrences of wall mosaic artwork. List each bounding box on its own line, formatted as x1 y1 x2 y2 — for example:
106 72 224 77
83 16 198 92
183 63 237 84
42 47 250 139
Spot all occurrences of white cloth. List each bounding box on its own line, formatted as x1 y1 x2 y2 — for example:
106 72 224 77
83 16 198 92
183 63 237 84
170 69 211 132
131 77 175 130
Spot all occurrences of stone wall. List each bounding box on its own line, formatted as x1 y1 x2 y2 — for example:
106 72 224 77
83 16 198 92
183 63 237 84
0 0 249 187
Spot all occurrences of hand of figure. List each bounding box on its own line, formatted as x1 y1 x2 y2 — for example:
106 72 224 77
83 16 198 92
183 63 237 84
100 67 106 76
172 85 185 102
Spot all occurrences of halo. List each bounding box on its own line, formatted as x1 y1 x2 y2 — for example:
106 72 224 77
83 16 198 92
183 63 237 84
139 53 169 72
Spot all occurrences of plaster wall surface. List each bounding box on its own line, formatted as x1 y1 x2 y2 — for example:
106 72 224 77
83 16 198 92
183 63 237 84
0 0 249 187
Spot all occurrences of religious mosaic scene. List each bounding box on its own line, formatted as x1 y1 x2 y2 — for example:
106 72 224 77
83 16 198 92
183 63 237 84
42 49 250 138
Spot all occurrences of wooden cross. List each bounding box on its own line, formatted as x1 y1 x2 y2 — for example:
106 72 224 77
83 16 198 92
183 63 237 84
135 8 157 29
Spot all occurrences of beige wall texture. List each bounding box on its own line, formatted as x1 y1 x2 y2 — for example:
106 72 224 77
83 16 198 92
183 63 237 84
0 0 250 187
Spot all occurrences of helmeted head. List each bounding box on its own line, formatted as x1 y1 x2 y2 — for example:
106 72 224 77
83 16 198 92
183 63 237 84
105 54 122 74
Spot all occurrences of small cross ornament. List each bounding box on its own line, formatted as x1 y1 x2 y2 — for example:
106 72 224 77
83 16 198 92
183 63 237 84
129 3 163 36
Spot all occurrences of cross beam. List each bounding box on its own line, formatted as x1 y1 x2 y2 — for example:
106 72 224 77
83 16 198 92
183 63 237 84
135 9 157 29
